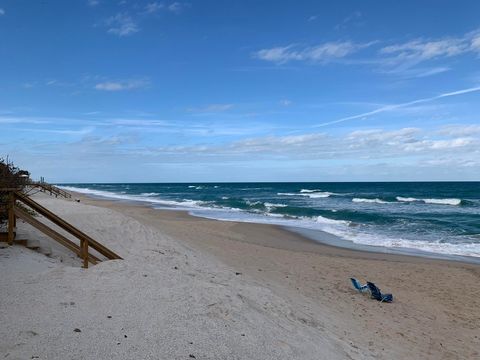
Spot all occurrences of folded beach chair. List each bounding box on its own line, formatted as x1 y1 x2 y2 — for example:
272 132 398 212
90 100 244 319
350 278 369 293
366 282 393 303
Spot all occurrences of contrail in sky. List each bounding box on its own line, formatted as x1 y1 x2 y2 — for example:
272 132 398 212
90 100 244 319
315 85 480 127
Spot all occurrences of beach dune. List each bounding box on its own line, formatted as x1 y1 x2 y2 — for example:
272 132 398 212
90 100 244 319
1 192 479 359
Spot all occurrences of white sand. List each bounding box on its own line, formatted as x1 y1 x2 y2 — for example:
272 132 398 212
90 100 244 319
1 194 358 359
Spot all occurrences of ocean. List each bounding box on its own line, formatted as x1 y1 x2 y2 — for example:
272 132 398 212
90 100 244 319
59 182 480 259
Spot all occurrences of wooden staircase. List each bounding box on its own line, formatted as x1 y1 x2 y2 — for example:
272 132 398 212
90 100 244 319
1 190 121 268
28 182 71 199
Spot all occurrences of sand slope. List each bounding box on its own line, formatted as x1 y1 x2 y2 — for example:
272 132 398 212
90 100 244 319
1 194 357 359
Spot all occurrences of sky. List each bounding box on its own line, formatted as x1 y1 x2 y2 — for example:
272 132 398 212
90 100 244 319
1 0 480 182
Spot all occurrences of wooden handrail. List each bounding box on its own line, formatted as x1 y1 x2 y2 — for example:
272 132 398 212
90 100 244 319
14 205 100 264
14 192 122 261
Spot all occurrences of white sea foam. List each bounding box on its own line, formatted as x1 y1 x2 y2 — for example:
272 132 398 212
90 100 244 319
423 198 462 206
315 215 349 226
300 189 322 193
305 193 331 198
344 233 480 258
264 202 288 208
277 192 331 198
396 197 418 202
221 196 230 200
59 186 206 209
396 196 462 206
245 200 262 206
140 192 160 196
352 198 389 204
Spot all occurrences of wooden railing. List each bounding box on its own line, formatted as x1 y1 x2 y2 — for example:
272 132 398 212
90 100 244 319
1 190 121 268
28 182 71 199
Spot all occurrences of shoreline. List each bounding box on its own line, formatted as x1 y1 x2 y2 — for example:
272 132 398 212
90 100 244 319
71 190 480 265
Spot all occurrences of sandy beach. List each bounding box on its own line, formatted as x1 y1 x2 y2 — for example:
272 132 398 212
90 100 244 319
1 192 479 359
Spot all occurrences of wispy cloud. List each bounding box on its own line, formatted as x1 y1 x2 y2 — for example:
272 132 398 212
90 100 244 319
334 11 362 30
254 41 373 64
379 29 480 71
87 0 99 7
254 28 480 77
105 13 139 36
0 8 5 16
406 66 451 78
315 85 480 127
18 127 95 136
187 104 234 113
167 2 189 14
145 2 164 13
22 82 36 89
437 124 480 137
94 79 149 91
0 116 50 125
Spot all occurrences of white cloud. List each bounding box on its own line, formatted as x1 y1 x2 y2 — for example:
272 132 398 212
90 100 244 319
437 124 480 137
143 126 479 164
0 116 50 125
22 82 36 89
168 2 188 14
95 79 149 91
429 137 473 149
106 13 139 37
87 0 99 6
280 99 292 106
254 28 480 75
0 8 5 16
145 2 164 13
410 66 450 78
379 29 480 70
471 33 480 52
380 38 467 64
254 41 372 64
187 104 234 113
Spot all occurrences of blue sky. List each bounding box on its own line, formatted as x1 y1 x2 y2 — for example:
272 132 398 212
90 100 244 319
1 0 480 182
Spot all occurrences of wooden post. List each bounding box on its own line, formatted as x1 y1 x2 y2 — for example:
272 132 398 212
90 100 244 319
81 238 89 269
7 192 15 245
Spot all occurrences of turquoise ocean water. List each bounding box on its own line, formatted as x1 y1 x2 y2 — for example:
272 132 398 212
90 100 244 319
59 182 480 259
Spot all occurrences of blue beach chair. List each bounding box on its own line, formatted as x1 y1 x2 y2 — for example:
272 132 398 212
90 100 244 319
350 278 369 293
366 282 393 303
